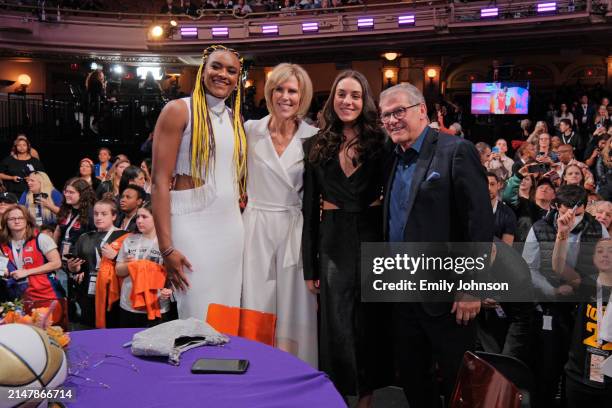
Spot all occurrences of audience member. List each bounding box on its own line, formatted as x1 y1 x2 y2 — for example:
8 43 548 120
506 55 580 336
78 158 101 192
95 147 112 181
66 198 129 328
19 171 63 226
0 135 45 196
115 203 171 328
116 185 145 232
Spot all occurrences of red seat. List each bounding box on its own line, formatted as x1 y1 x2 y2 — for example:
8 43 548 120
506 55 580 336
450 351 523 408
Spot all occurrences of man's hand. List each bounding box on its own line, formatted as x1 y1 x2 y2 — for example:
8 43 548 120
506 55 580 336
305 280 320 295
556 208 575 236
452 294 481 325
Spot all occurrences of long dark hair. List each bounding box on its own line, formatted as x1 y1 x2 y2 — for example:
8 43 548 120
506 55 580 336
58 177 96 229
308 70 384 164
119 165 144 196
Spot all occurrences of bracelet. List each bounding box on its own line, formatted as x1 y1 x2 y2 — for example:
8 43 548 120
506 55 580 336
161 246 175 257
557 231 569 241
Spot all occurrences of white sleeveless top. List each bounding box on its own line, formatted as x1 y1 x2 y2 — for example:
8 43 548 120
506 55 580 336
173 94 231 179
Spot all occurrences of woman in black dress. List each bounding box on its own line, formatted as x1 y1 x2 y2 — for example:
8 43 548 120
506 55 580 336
302 70 390 406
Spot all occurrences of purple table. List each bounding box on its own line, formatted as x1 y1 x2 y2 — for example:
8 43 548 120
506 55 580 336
65 328 344 408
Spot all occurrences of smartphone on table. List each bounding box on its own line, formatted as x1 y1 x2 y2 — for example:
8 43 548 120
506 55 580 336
191 358 249 374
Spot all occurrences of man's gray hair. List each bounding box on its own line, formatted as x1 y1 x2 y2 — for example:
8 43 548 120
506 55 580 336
380 83 425 105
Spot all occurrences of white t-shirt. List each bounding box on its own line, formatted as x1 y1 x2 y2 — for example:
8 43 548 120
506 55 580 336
117 234 169 314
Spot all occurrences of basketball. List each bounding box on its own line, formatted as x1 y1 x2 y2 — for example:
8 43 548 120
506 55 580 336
0 324 67 408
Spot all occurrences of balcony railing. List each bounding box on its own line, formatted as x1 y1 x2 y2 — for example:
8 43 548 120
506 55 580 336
0 0 604 53
0 92 166 143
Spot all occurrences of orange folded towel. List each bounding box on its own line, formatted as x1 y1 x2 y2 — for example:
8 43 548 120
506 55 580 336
95 233 129 328
206 303 277 347
128 260 167 320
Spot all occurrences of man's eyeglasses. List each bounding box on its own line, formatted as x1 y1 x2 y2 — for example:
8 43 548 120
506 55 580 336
7 217 25 223
380 103 421 124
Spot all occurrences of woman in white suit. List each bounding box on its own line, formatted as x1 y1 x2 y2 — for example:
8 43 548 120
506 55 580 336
242 63 318 367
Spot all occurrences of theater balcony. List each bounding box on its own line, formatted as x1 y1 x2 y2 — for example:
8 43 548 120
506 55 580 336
0 0 609 60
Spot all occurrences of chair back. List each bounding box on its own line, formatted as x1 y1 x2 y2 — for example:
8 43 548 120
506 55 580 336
450 351 523 408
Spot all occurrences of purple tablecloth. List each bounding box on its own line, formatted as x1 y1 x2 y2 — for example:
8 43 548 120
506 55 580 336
65 328 344 408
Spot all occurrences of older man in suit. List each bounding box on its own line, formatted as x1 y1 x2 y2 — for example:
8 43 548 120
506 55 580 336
380 83 494 407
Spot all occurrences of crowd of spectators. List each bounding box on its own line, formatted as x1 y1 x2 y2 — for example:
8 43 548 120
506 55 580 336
0 64 611 403
159 0 365 16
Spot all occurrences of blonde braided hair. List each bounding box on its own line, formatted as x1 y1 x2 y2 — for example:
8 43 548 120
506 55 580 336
191 45 247 196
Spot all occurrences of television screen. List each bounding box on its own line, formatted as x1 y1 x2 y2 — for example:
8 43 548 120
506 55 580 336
470 82 529 115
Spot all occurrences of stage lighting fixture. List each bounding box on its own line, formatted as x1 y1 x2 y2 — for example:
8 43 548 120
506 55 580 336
112 65 123 74
211 27 229 38
170 20 178 27
537 2 557 13
90 62 99 70
397 15 415 26
181 27 199 38
480 7 499 18
357 17 374 30
302 22 319 33
151 25 164 38
262 25 278 35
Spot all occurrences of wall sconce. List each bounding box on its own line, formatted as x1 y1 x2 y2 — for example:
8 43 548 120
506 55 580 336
384 69 395 88
245 79 254 88
383 52 399 62
426 68 437 81
16 74 31 93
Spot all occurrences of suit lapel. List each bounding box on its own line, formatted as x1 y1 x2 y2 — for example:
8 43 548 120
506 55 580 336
253 135 294 190
403 129 438 225
250 116 293 190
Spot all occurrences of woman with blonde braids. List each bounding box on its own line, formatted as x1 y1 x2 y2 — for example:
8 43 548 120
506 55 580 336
152 45 247 320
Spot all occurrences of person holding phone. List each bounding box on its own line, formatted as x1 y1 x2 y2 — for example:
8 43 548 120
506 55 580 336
0 205 63 312
54 178 96 324
487 139 514 181
535 132 558 163
66 199 129 328
0 135 44 196
18 171 63 226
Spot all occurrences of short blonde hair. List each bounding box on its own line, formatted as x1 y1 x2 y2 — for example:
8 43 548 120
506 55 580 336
265 63 313 118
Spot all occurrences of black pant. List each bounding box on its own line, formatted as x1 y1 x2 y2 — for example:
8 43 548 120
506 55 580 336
393 303 476 408
566 376 612 408
534 304 574 408
119 308 166 328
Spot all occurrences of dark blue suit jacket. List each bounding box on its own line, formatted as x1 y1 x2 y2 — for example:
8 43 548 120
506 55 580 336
382 128 494 315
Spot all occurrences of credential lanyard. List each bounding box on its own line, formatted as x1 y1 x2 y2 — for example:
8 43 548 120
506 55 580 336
94 228 116 271
596 278 612 346
11 242 24 270
64 213 79 241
